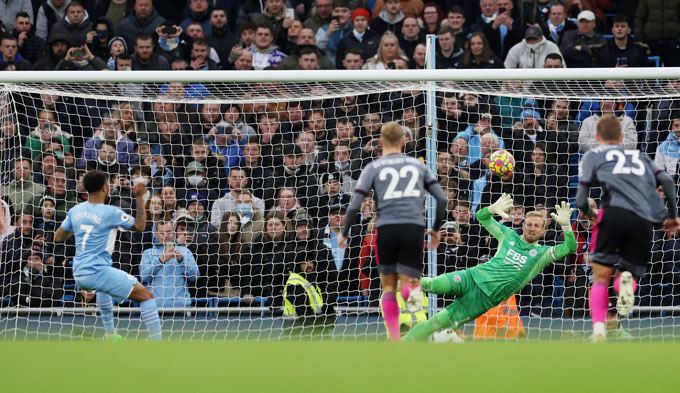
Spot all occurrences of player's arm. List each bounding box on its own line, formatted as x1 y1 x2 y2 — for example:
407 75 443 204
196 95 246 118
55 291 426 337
550 201 578 260
54 227 73 243
425 180 448 233
575 152 596 218
475 193 513 240
655 169 680 235
339 189 369 247
130 182 147 232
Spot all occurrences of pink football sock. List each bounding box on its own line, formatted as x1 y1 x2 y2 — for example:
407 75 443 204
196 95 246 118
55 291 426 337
381 292 401 342
613 276 637 293
401 283 411 301
590 281 609 326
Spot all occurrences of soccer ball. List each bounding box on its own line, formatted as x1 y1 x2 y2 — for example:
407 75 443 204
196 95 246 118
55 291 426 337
488 149 515 177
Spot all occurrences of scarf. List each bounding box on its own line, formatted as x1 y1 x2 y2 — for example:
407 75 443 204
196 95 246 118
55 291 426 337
548 20 564 42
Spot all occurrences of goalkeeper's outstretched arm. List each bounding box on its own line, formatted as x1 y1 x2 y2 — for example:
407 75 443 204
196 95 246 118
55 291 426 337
550 201 578 260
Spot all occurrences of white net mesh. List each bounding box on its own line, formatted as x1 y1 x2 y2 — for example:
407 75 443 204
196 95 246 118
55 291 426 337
1 73 680 341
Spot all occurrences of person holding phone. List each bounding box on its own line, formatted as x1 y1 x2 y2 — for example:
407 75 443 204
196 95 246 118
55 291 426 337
87 18 114 60
315 0 353 65
252 0 288 38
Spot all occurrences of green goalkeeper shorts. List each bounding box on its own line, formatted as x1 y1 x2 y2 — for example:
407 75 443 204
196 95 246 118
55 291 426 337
442 270 498 328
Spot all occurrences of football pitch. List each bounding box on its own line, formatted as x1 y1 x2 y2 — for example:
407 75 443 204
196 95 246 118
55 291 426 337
1 341 677 393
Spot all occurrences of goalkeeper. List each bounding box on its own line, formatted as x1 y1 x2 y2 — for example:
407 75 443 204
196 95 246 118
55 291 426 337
403 194 577 341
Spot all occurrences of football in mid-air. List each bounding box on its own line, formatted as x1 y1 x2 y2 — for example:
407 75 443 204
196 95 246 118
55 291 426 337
489 149 515 177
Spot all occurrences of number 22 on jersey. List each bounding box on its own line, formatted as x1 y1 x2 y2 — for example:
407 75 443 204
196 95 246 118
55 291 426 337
379 165 421 200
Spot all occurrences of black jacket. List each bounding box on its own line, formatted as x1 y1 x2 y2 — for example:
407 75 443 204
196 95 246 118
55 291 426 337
591 36 651 68
13 27 45 64
336 29 380 68
559 29 606 67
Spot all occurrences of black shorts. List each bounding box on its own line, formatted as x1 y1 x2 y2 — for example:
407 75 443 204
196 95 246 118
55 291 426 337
376 224 425 278
590 206 654 277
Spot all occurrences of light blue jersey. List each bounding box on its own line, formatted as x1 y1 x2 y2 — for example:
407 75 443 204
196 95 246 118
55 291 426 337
60 202 135 277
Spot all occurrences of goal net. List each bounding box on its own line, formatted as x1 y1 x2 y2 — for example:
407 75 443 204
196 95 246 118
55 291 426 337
1 69 679 341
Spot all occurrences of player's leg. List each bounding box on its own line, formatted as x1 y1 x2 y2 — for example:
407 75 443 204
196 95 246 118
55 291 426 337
128 283 162 342
376 224 408 341
421 270 468 296
95 292 118 339
614 215 652 316
590 262 614 342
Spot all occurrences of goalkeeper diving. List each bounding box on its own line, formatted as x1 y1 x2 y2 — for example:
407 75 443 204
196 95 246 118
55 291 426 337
402 194 577 341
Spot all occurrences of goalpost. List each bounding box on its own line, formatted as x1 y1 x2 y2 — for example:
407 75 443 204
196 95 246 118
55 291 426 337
1 66 680 341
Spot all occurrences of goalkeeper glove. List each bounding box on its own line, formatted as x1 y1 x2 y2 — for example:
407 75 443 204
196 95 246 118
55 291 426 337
551 201 574 231
488 193 513 220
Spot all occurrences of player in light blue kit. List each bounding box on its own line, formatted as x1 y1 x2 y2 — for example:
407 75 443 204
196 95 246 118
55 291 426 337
55 170 162 341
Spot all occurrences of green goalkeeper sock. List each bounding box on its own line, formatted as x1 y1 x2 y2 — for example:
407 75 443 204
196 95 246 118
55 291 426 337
420 275 454 295
402 310 453 342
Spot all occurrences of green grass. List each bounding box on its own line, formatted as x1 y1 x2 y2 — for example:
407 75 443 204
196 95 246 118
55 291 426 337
1 341 678 393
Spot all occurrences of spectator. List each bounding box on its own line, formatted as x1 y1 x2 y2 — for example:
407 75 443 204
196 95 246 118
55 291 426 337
242 211 292 304
336 9 379 66
276 28 334 70
371 0 405 36
0 34 32 70
540 2 576 46
371 0 424 20
177 161 219 204
303 0 333 33
35 0 70 41
457 32 503 69
268 144 319 208
0 0 33 31
214 211 247 296
86 140 124 176
25 109 72 159
559 10 605 67
398 16 424 59
340 47 365 69
504 26 562 68
49 1 92 46
437 221 468 275
409 41 426 68
140 220 199 308
444 6 469 44
153 23 189 65
12 12 45 64
252 0 286 39
176 138 227 193
87 17 115 61
1 158 45 214
206 8 237 65
592 15 651 68
322 204 361 297
563 197 597 317
56 40 107 70
363 31 407 69
449 200 483 263
0 213 34 283
80 112 135 168
211 167 266 227
189 38 220 70
275 15 302 55
521 143 568 209
635 0 680 66
654 113 680 176
239 139 272 201
32 167 77 222
434 26 463 69
471 0 521 59
455 113 505 165
184 21 222 64
33 30 69 70
272 186 304 220
3 245 64 308
315 0 353 65
544 99 579 165
232 48 254 69
296 47 320 70
311 171 351 226
181 0 212 37
222 104 256 138
131 34 170 70
105 36 127 68
542 52 564 68
467 133 499 181
520 0 551 27
328 116 361 154
148 112 188 163
247 24 287 69
578 97 637 152
116 0 166 50
420 2 443 34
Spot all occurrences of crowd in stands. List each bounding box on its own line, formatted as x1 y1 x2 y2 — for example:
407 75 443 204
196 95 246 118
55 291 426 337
0 0 679 316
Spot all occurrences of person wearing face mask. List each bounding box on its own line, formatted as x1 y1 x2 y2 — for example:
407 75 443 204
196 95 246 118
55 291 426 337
230 190 265 245
177 160 219 204
210 167 266 228
504 25 562 69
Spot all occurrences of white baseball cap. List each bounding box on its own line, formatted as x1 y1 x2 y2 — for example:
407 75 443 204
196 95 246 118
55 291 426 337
577 10 596 21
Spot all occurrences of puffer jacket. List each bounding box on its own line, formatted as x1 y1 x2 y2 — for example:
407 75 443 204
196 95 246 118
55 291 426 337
635 0 680 41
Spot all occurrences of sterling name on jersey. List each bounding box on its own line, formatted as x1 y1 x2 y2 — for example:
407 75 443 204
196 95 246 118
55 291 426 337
60 202 135 277
579 144 666 223
354 153 437 227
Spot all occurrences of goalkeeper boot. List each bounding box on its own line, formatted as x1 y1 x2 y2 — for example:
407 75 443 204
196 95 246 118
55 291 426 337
616 271 635 317
405 286 424 313
104 333 123 342
590 322 607 343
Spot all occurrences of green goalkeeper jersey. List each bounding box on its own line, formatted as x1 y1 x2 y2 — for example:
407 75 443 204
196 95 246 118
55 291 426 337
469 207 577 302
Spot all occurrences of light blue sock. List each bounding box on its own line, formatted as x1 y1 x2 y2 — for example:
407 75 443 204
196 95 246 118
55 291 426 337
140 299 162 341
96 292 115 335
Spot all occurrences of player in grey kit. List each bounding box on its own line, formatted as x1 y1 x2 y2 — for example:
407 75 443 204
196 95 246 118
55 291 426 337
338 122 448 341
576 113 680 342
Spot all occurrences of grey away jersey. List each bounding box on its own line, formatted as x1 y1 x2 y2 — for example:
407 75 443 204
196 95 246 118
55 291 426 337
579 144 666 223
355 153 437 227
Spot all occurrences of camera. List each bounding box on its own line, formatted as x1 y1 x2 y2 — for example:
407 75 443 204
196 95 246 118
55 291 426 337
96 30 108 39
331 15 340 23
162 25 177 35
387 62 396 70
72 48 85 57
